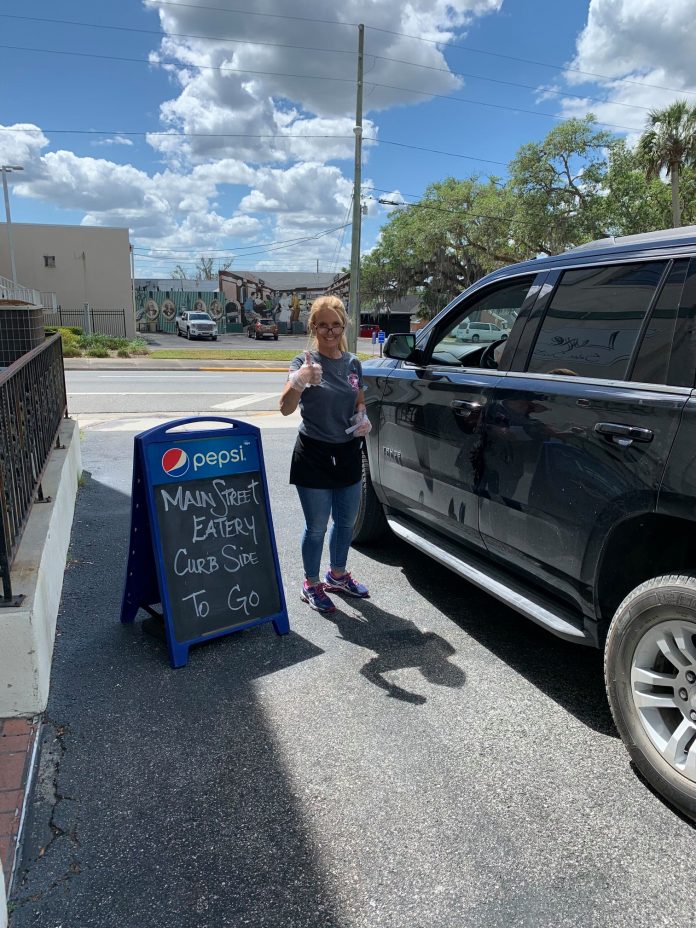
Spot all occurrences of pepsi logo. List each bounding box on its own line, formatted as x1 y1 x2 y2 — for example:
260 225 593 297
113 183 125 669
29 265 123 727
161 447 190 478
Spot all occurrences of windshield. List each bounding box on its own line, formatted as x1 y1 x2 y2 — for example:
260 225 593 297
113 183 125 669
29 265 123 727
190 313 211 320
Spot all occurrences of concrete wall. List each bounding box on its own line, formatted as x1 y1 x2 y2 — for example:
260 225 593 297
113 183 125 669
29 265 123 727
0 418 82 716
0 223 134 337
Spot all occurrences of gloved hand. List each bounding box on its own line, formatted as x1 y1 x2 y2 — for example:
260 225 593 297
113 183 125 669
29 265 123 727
346 406 372 437
288 351 322 392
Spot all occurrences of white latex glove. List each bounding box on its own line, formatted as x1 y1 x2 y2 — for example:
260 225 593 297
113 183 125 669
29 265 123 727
288 351 323 392
346 408 372 437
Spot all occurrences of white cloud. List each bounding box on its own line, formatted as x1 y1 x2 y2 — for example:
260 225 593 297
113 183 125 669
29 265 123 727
94 135 134 147
2 1 506 272
559 0 696 138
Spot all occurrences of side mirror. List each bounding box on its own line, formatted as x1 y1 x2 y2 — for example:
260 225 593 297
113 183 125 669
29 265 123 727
384 332 417 360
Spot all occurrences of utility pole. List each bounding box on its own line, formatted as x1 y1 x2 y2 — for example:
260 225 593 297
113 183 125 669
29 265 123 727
1 165 24 285
347 24 364 354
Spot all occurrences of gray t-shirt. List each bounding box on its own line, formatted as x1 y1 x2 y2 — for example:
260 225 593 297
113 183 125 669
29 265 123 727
289 351 364 443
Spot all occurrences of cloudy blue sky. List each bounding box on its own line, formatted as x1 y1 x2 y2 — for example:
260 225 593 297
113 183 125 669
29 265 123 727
1 0 695 278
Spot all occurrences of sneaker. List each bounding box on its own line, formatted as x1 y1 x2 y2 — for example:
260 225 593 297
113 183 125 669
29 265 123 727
323 571 370 598
301 581 336 613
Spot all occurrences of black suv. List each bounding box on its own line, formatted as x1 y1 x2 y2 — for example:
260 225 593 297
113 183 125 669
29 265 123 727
356 226 696 820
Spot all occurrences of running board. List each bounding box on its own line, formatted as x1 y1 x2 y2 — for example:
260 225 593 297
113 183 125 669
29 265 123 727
386 514 591 644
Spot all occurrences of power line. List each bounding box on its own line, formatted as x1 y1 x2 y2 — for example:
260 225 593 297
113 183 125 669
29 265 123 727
0 126 507 168
0 43 645 133
0 43 357 84
99 2 696 99
365 25 696 98
151 1 358 28
0 14 659 114
133 223 351 261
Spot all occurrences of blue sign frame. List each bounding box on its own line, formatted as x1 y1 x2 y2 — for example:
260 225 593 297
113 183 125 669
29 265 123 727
121 416 289 667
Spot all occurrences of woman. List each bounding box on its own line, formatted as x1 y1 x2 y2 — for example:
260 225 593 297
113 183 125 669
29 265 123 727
280 295 372 613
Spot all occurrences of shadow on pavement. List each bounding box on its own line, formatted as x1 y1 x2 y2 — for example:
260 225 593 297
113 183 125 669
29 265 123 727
325 598 465 705
10 472 346 928
355 535 617 738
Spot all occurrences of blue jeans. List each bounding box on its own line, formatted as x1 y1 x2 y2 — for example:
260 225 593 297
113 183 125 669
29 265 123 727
296 482 362 584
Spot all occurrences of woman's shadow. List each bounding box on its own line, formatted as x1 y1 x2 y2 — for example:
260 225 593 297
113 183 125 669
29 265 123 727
325 598 466 705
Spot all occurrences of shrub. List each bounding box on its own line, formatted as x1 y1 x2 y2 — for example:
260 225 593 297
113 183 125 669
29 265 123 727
62 345 82 358
86 346 109 358
79 333 129 351
117 347 130 357
127 338 149 356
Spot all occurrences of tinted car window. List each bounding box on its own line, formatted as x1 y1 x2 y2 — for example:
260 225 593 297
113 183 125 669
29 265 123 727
527 261 666 379
630 259 688 386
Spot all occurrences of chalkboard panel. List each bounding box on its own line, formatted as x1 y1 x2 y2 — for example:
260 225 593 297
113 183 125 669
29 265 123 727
153 471 281 641
121 417 289 667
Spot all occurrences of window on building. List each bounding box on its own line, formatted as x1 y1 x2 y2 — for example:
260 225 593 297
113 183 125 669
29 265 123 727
44 256 56 268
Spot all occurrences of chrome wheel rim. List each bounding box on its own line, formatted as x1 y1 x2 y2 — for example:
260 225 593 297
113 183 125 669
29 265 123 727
631 619 696 782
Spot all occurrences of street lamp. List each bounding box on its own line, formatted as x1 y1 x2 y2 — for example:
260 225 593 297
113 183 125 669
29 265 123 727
1 165 24 285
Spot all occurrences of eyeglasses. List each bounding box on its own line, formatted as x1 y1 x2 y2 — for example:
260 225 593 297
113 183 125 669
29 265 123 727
315 323 345 334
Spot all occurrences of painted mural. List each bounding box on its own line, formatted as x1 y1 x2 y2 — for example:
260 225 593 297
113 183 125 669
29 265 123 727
134 287 241 333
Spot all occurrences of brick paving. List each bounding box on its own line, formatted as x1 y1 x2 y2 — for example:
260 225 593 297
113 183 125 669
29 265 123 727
0 719 38 892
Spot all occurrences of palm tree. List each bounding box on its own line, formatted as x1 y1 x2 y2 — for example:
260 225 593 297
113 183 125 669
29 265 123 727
637 100 696 227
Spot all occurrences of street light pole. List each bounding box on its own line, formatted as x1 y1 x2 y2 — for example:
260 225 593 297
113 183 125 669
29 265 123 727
347 24 364 354
1 165 24 285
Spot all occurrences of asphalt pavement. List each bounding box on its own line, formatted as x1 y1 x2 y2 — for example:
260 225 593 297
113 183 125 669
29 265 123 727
8 412 696 927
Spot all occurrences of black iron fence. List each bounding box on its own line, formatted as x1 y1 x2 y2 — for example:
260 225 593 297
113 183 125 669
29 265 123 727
44 307 127 338
0 334 68 604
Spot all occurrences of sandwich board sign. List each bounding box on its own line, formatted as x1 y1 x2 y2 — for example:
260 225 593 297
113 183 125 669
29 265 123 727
121 416 289 667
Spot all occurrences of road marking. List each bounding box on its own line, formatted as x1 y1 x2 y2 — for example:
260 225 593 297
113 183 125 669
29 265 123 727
212 392 278 411
67 391 245 396
76 411 299 432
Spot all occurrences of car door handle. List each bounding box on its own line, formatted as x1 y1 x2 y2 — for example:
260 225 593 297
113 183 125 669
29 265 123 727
450 400 482 417
594 422 654 446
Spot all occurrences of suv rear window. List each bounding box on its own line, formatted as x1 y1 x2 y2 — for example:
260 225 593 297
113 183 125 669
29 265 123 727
527 261 666 380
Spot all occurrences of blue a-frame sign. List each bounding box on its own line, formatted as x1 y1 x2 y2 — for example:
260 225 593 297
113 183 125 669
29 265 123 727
121 416 290 667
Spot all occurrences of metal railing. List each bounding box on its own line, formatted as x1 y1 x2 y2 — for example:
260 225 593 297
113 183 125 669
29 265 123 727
43 307 127 338
0 274 42 307
0 334 68 604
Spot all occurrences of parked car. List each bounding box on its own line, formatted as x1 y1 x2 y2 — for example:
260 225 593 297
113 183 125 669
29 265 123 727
247 317 279 340
176 311 218 340
355 226 696 821
359 323 381 338
453 320 509 342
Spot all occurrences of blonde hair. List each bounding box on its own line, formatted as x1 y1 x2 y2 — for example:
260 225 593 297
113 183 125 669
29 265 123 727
307 295 350 353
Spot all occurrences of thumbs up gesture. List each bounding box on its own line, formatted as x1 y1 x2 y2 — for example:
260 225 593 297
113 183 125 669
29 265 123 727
288 351 323 392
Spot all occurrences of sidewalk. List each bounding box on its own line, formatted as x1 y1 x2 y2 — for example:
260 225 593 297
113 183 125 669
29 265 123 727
0 720 40 896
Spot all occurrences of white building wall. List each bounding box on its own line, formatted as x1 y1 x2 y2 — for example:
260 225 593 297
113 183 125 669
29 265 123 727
0 223 135 337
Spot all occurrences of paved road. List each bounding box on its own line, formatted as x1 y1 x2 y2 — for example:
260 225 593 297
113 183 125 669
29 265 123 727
9 409 696 927
66 370 288 415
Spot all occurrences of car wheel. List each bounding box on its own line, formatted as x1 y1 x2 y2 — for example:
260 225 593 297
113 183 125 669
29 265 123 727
256 333 261 340
352 449 388 545
273 335 278 341
471 334 480 342
605 573 696 821
186 328 191 339
176 327 181 337
212 336 218 341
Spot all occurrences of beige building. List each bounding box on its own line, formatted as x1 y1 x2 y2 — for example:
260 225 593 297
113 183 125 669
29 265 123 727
0 222 135 337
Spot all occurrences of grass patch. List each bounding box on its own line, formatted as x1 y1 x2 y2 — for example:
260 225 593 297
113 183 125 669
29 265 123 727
150 348 371 361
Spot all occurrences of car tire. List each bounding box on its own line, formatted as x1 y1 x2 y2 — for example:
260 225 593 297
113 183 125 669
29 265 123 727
352 449 388 545
176 327 181 337
186 329 191 339
273 335 278 341
256 333 261 340
605 573 696 821
471 334 480 342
